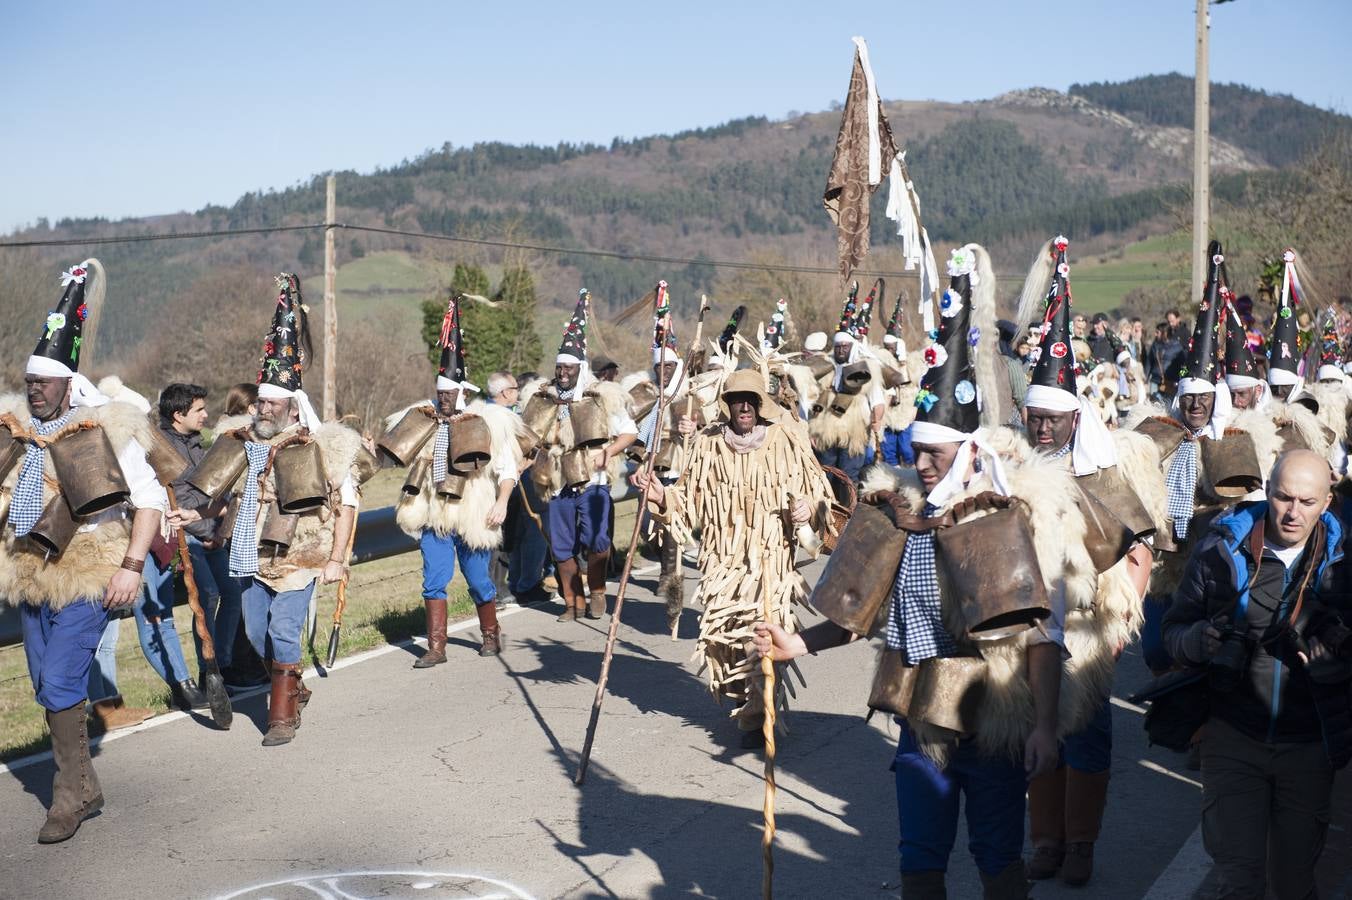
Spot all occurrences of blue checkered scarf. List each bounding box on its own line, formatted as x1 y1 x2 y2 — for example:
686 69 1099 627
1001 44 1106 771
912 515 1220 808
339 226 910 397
637 401 664 451
228 441 274 577
9 411 75 537
431 422 450 484
884 503 958 662
1165 435 1201 540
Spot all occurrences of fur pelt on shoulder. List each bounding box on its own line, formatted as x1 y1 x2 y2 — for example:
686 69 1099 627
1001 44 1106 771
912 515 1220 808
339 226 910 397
395 400 525 548
1112 429 1168 536
1307 383 1349 445
808 382 873 455
1230 407 1288 482
0 395 158 609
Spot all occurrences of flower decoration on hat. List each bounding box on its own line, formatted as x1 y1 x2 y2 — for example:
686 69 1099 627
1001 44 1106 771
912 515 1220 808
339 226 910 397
940 287 964 318
922 343 948 368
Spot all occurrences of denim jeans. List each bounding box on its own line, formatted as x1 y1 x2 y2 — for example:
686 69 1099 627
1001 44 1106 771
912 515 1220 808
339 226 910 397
815 445 868 484
509 480 549 594
185 535 242 669
893 719 1027 876
134 553 192 685
20 599 109 712
87 617 121 703
420 529 496 606
240 576 315 665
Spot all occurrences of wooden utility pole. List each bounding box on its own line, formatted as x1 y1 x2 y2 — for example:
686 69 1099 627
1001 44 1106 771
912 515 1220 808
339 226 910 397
323 174 337 421
1192 0 1211 297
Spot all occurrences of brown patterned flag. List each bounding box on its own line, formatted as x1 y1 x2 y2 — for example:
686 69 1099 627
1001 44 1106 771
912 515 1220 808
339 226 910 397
823 37 898 281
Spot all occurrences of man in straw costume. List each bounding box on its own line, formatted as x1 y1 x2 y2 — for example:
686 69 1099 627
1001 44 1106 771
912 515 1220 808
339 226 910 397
634 365 833 748
1016 236 1164 886
754 244 1090 899
0 260 169 843
810 280 886 484
518 289 636 622
390 291 526 663
208 274 369 746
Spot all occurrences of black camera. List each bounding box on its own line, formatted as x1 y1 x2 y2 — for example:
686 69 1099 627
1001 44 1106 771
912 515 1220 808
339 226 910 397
1208 620 1254 693
1261 600 1352 684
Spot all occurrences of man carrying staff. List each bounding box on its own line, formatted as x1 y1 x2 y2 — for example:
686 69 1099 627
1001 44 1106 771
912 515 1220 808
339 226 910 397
634 368 833 749
0 260 168 843
207 274 368 746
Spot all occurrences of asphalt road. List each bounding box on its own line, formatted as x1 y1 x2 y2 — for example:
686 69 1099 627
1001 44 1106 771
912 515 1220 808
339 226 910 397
0 559 1270 899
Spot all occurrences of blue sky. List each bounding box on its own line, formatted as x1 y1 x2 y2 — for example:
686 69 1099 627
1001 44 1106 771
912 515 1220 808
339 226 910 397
2 0 1348 233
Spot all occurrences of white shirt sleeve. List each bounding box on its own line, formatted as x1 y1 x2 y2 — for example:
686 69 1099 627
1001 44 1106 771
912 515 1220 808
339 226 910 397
120 439 169 514
1026 579 1068 653
610 411 638 438
338 474 359 509
493 451 518 486
867 383 886 409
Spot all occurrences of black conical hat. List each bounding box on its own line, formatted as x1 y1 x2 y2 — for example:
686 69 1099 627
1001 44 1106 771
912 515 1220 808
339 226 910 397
1318 309 1341 369
885 288 905 341
856 278 882 340
1223 299 1258 380
31 263 95 375
764 299 788 350
914 249 980 436
1269 249 1302 378
835 281 860 339
717 305 746 353
1027 237 1078 401
257 274 311 391
651 281 679 362
557 289 590 362
1178 241 1225 386
437 291 468 385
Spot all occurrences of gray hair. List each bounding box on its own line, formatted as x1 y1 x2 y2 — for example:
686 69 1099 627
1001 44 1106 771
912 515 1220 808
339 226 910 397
487 371 517 398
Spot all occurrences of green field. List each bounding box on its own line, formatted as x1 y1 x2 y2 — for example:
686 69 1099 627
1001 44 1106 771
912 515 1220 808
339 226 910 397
1067 233 1189 315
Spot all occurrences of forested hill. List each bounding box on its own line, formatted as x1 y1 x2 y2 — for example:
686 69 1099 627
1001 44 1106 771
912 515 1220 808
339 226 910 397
1070 74 1352 167
4 74 1347 371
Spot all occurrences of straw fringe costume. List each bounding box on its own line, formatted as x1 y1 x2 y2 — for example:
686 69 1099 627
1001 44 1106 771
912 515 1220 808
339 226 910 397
661 418 831 730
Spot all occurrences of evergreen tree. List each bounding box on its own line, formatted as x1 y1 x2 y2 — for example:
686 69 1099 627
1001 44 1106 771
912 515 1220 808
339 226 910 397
419 263 542 376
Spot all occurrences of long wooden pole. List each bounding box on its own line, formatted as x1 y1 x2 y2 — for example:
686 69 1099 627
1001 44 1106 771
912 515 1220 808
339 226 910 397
575 294 709 785
324 513 360 667
760 547 777 899
671 296 713 640
323 174 338 422
168 488 232 729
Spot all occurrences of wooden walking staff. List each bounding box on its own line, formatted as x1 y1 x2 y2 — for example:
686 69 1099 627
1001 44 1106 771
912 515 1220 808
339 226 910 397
759 544 778 899
575 282 697 786
167 487 233 729
670 296 713 640
324 509 360 667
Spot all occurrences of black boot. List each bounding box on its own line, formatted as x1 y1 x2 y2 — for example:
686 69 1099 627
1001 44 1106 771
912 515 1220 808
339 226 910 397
173 679 210 711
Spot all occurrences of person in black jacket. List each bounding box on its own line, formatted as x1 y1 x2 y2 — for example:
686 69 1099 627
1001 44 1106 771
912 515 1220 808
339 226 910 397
1162 449 1351 900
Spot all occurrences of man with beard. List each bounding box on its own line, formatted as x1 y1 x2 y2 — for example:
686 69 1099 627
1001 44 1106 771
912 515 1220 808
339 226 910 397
210 274 368 746
0 260 168 843
635 368 832 749
810 281 886 484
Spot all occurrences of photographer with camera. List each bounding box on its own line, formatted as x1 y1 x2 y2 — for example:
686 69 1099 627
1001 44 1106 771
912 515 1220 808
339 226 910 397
1162 449 1350 899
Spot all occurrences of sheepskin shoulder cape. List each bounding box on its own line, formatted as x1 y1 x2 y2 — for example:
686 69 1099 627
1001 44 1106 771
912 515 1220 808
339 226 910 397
808 361 878 456
234 419 367 593
0 394 157 609
523 380 631 498
861 427 1129 766
395 400 526 549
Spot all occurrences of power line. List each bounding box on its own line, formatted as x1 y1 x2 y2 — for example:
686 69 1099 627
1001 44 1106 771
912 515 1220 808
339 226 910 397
0 219 1334 284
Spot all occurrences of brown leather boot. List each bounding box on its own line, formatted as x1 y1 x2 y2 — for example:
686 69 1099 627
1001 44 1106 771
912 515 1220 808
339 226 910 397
1025 767 1066 879
262 663 302 747
89 695 153 733
1061 768 1110 886
556 559 583 621
979 861 1030 900
585 553 608 618
477 603 502 657
413 598 448 668
900 870 946 900
38 702 103 844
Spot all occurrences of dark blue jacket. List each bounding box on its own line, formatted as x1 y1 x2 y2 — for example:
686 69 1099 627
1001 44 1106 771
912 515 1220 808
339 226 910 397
1163 502 1352 766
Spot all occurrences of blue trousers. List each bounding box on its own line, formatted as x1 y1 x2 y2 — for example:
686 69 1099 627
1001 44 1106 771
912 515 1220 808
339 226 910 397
87 617 121 703
1062 693 1113 774
893 719 1027 876
1141 593 1173 672
20 600 110 712
134 552 192 685
240 577 315 665
185 535 242 669
420 529 496 606
545 484 612 562
815 445 868 483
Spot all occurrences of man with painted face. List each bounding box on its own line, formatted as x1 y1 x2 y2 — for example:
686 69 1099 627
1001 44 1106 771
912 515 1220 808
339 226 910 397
754 245 1074 899
524 290 637 622
0 260 168 844
215 275 368 747
1018 237 1159 886
390 292 526 665
809 281 886 484
635 367 832 748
